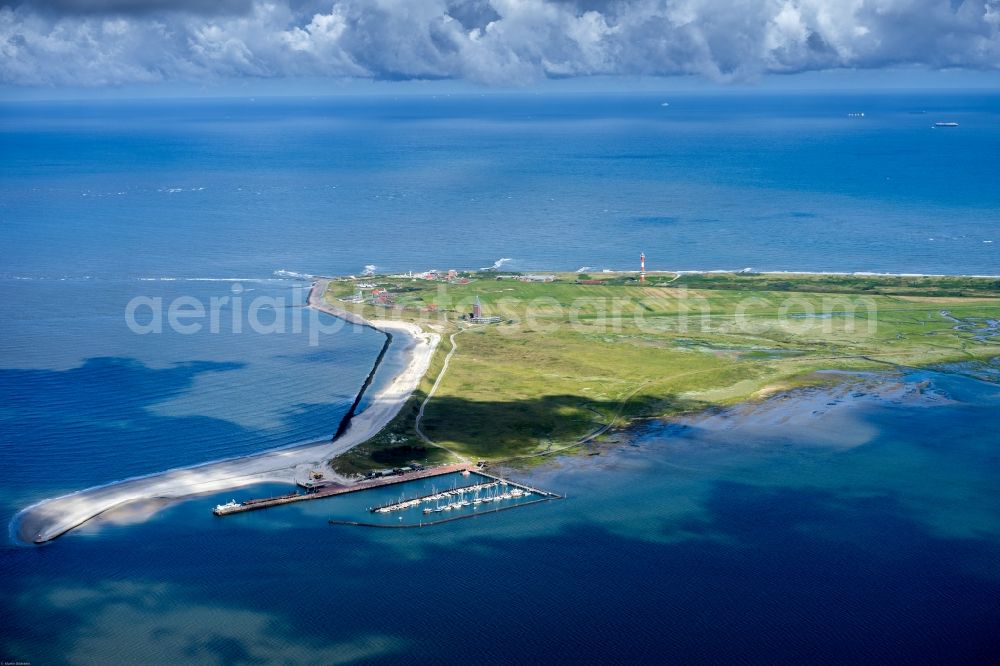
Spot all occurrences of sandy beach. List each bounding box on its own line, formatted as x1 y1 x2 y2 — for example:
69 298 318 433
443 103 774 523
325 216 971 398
14 280 439 543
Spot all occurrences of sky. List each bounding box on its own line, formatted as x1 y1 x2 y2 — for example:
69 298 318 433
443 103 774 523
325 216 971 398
1 0 999 97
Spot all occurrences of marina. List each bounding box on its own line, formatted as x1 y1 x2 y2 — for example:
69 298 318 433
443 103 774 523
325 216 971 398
368 480 504 514
369 480 537 515
330 496 557 529
212 463 562 524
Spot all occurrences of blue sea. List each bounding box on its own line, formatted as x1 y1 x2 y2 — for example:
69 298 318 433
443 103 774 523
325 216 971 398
1 92 998 664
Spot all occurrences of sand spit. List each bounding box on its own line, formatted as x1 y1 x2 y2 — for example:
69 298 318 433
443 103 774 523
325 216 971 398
14 280 439 544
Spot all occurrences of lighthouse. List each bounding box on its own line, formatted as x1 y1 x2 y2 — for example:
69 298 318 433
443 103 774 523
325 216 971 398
640 252 646 282
472 294 482 319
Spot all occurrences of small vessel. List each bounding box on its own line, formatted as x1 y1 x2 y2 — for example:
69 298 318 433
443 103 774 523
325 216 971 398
214 499 239 513
934 122 959 127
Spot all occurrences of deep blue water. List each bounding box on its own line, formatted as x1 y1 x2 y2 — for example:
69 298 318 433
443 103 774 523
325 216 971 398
1 92 998 278
1 93 999 663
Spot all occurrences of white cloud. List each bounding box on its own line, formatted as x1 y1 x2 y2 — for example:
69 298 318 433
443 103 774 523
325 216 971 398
1 0 998 86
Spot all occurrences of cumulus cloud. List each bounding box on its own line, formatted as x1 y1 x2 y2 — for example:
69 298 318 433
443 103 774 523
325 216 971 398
1 0 998 86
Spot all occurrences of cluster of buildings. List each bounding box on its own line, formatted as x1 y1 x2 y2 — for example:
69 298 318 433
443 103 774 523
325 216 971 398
363 463 425 480
338 284 397 306
494 274 556 283
398 269 471 285
370 288 396 306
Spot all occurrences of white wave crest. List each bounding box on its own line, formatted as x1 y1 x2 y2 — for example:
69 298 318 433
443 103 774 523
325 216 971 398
184 278 269 283
137 277 275 283
273 270 315 280
480 257 513 271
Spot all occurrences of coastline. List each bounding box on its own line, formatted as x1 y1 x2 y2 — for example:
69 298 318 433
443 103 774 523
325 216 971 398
575 269 1000 279
13 280 439 544
11 272 996 544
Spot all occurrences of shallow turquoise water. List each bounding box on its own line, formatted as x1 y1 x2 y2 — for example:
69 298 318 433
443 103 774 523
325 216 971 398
0 279 387 520
2 370 998 663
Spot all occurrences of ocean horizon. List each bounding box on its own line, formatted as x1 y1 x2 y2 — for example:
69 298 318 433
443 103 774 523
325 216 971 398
3 91 998 280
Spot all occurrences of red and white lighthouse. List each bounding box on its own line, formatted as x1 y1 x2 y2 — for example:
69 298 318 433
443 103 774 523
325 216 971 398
640 252 646 282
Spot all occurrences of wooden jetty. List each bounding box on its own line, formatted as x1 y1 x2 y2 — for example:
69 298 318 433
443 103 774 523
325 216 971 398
212 463 471 516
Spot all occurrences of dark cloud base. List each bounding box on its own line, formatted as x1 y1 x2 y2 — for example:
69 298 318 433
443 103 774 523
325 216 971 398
1 0 998 86
3 0 255 15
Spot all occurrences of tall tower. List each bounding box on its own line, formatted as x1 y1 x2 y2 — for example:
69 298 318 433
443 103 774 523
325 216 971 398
473 294 482 319
640 252 646 282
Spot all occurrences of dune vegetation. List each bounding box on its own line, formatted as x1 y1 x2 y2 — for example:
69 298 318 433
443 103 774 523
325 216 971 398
325 272 1000 474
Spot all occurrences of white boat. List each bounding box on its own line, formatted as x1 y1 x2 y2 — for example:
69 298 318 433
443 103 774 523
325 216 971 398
215 499 239 512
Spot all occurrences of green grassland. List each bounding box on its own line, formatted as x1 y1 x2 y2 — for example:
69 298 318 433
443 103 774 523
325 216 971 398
326 272 1000 475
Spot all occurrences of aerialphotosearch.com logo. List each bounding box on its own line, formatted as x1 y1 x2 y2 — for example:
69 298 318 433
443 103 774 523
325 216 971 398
124 283 355 346
124 281 880 344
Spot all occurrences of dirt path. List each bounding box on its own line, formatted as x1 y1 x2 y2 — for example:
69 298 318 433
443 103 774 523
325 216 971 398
414 327 470 463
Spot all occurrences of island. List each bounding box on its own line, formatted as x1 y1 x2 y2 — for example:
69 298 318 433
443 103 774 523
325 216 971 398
325 269 1000 473
14 269 1000 542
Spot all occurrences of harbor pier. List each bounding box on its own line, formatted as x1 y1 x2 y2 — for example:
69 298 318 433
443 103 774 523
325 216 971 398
212 463 470 516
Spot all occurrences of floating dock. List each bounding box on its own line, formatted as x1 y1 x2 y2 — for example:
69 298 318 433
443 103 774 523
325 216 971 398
368 480 503 514
330 496 556 529
336 469 563 527
368 478 549 516
473 469 561 499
